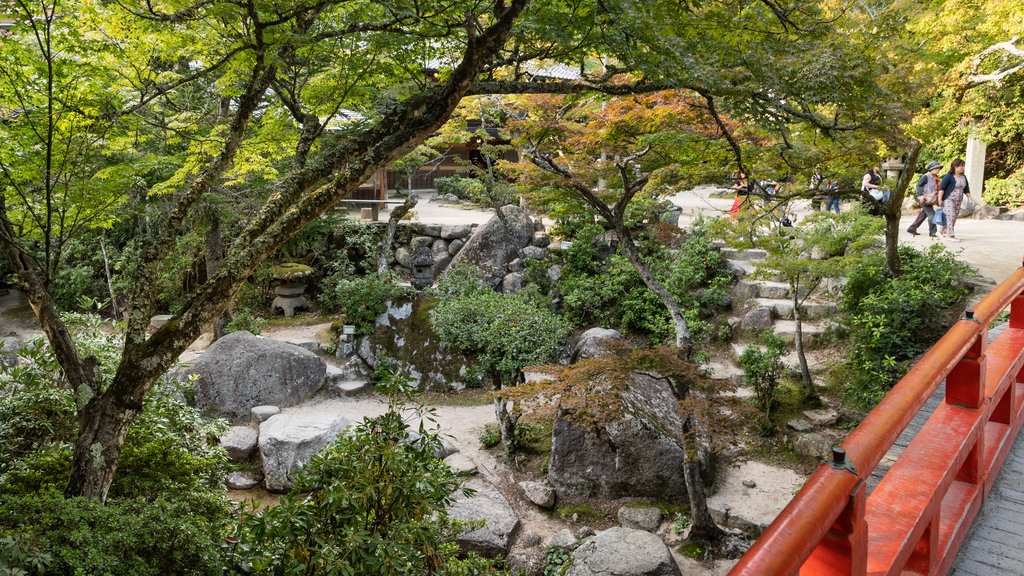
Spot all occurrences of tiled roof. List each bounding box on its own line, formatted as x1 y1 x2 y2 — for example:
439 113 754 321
526 63 582 80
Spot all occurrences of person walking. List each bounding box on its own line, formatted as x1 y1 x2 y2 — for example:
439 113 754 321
936 158 974 242
824 179 841 213
907 160 942 237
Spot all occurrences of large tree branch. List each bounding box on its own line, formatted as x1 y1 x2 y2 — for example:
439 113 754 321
107 0 531 400
965 36 1024 89
0 196 97 396
467 79 675 96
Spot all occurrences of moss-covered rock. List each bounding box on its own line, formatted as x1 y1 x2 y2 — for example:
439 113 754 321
272 262 314 281
357 295 474 391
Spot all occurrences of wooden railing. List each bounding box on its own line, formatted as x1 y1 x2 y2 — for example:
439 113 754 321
729 257 1024 576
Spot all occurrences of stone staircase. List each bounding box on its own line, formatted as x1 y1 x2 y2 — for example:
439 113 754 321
709 246 839 387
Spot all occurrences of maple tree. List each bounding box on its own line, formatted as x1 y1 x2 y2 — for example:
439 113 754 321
0 0 912 503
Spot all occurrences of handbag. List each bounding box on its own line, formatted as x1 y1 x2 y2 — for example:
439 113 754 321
921 193 936 206
932 210 945 226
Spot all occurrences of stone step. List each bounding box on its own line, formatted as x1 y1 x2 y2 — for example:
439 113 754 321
726 259 758 278
284 337 322 353
327 379 370 396
748 298 836 321
720 247 769 261
772 320 830 347
700 361 746 387
734 280 795 300
324 364 371 395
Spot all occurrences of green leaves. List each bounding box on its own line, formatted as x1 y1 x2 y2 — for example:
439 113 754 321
225 374 502 575
838 243 976 409
430 264 568 387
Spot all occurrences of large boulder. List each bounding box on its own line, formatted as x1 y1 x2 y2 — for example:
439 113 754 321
449 481 521 558
258 412 351 492
549 372 710 500
0 335 22 368
569 328 625 363
184 331 327 421
357 297 473 390
566 527 682 576
446 205 535 287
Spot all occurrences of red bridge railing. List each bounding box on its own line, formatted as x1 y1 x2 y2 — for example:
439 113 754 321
730 257 1024 576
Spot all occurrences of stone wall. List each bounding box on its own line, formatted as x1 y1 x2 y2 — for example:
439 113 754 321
388 222 478 280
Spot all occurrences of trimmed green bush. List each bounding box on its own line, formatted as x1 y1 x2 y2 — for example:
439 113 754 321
838 244 974 409
435 175 486 200
0 319 233 576
982 171 1024 208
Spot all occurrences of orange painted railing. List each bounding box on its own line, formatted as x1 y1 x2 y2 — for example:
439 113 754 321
730 256 1024 576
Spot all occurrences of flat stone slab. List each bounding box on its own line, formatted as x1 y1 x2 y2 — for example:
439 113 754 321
773 320 829 346
755 281 792 300
748 298 831 320
707 461 805 537
333 380 369 395
720 247 768 261
444 452 478 476
286 338 321 353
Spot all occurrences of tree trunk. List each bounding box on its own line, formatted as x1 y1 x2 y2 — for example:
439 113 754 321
204 214 230 341
792 287 816 400
493 395 519 454
884 141 921 277
376 195 418 277
613 224 693 353
64 392 140 500
681 415 724 543
99 233 123 320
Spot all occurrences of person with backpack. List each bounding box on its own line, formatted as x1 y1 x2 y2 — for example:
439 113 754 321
861 166 886 216
907 160 943 237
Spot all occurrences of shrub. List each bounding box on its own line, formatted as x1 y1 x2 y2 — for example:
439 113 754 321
555 221 729 345
542 545 574 576
0 330 233 576
435 175 486 200
738 332 787 420
479 423 501 448
223 309 266 335
319 274 414 334
224 371 506 575
982 171 1024 208
838 244 975 409
0 490 229 576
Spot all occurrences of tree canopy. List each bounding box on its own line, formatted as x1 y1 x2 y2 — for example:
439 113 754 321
0 0 916 501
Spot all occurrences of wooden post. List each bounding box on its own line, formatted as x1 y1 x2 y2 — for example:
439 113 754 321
801 480 868 575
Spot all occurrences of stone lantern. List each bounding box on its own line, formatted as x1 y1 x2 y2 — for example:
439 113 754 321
881 157 906 182
410 244 434 290
271 262 313 317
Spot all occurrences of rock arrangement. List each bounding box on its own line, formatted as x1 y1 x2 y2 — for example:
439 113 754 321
385 205 555 290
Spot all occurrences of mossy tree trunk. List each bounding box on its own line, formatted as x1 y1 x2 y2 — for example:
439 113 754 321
1 1 531 502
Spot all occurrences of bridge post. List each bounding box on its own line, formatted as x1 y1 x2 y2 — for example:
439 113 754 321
946 315 987 409
800 480 867 575
1012 292 1024 329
